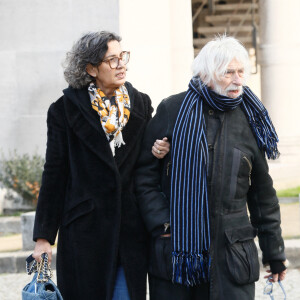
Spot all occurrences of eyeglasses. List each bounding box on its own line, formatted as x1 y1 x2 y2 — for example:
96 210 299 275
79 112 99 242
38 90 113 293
223 68 245 79
263 278 286 300
101 51 130 69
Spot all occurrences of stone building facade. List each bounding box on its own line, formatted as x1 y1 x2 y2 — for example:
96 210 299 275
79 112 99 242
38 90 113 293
0 0 299 189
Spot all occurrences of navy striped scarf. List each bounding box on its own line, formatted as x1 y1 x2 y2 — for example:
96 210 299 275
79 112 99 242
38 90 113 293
171 77 279 286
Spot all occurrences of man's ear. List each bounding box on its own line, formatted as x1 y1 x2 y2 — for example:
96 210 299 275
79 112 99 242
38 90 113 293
207 80 214 89
86 64 97 77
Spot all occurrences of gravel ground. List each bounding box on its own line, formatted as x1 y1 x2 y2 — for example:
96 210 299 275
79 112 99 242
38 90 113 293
1 269 299 300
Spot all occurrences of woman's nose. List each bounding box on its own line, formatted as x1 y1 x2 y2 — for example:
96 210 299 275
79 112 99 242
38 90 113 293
117 59 125 69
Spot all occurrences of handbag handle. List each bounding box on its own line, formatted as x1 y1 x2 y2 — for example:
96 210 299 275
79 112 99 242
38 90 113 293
25 253 53 283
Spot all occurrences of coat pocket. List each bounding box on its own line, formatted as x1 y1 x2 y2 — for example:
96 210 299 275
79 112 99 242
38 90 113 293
229 148 253 202
62 198 95 227
225 225 260 285
149 236 172 280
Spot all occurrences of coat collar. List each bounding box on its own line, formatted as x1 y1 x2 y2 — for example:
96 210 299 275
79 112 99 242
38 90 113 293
63 82 147 171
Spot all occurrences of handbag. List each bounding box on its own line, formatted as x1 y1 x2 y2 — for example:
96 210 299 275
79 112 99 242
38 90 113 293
22 252 63 300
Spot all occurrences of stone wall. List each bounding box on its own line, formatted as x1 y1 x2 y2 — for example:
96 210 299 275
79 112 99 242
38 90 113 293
0 0 119 156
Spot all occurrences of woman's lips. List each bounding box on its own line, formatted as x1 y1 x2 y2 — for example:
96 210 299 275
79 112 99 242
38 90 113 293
116 72 125 79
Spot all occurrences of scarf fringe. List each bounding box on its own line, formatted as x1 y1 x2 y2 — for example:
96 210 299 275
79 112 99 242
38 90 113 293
172 252 211 286
248 112 280 160
115 132 125 148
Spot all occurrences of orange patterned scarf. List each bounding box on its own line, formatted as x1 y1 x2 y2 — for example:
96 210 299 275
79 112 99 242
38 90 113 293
88 83 130 156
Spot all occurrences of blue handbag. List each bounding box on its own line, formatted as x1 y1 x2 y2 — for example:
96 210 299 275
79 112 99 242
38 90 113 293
22 253 63 300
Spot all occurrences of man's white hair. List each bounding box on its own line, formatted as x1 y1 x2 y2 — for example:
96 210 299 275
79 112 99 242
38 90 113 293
192 35 251 85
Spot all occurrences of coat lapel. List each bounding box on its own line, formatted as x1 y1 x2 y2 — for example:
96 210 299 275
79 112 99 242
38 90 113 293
114 110 146 168
63 87 117 172
114 83 148 168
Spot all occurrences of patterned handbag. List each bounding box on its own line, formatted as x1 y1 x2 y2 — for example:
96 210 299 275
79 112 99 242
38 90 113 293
22 253 63 300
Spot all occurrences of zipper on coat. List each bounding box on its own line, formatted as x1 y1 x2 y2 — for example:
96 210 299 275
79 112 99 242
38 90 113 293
243 156 252 186
166 161 171 176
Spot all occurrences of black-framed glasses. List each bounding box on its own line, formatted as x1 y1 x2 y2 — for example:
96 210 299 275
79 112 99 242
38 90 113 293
101 51 130 69
263 278 286 300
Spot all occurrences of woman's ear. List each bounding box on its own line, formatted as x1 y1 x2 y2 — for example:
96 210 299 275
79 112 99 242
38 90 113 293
86 64 97 77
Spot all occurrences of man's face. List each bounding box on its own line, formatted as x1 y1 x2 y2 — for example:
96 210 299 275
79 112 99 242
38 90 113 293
210 58 245 98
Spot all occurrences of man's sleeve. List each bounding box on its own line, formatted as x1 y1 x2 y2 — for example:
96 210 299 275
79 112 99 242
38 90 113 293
247 150 286 265
135 100 170 237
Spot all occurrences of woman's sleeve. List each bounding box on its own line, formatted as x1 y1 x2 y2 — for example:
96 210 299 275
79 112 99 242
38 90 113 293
135 100 170 237
247 150 286 264
141 92 154 122
33 100 69 245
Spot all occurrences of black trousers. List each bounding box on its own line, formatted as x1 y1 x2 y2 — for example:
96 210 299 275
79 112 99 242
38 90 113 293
149 275 210 300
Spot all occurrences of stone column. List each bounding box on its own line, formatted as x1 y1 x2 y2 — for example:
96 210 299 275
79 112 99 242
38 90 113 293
0 0 119 156
119 0 194 107
259 0 300 189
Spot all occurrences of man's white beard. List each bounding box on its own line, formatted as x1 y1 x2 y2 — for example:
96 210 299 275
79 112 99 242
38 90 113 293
213 83 243 98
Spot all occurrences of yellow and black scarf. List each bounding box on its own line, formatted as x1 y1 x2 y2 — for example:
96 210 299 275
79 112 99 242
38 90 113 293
88 83 130 156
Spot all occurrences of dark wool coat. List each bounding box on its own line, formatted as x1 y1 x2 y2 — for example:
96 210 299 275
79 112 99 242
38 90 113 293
33 82 153 300
135 92 286 300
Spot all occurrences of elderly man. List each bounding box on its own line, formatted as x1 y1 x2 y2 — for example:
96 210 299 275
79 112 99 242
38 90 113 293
135 36 287 300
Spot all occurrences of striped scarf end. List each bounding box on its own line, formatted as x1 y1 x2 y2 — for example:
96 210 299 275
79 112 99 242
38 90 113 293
249 118 280 160
266 148 280 160
171 251 211 287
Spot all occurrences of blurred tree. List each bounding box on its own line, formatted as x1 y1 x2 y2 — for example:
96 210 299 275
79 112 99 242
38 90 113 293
0 150 45 207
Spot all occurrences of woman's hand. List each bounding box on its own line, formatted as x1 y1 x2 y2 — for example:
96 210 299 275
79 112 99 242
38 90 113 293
152 137 170 159
33 238 52 263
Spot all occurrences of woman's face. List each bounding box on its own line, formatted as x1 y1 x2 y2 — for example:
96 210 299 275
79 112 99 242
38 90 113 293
87 40 127 97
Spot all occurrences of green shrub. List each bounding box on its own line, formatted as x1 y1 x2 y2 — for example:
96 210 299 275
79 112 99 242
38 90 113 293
0 150 45 207
277 186 300 198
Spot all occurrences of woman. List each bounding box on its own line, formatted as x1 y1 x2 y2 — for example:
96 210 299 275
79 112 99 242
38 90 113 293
32 31 169 300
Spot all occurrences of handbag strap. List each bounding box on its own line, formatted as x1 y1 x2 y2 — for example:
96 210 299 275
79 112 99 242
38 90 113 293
26 254 37 275
25 253 53 282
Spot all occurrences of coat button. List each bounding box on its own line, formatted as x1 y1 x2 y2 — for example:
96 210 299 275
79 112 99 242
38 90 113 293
208 110 214 115
208 144 214 150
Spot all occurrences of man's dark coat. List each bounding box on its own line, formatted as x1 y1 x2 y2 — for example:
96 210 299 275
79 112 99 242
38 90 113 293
135 92 286 300
33 82 152 300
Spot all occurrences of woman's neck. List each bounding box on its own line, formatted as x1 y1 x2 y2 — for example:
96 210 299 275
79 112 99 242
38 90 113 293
103 90 114 99
95 82 115 99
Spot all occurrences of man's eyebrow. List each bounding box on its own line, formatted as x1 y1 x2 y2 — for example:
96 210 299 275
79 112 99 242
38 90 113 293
226 68 244 71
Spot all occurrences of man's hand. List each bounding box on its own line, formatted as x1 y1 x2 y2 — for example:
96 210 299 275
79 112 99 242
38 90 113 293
152 137 170 159
264 269 287 282
33 238 52 263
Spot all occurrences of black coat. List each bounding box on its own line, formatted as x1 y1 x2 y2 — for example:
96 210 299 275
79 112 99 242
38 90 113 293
135 92 286 300
33 82 153 300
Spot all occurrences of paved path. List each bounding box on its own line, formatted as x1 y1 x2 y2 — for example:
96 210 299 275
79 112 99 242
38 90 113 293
1 269 300 300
